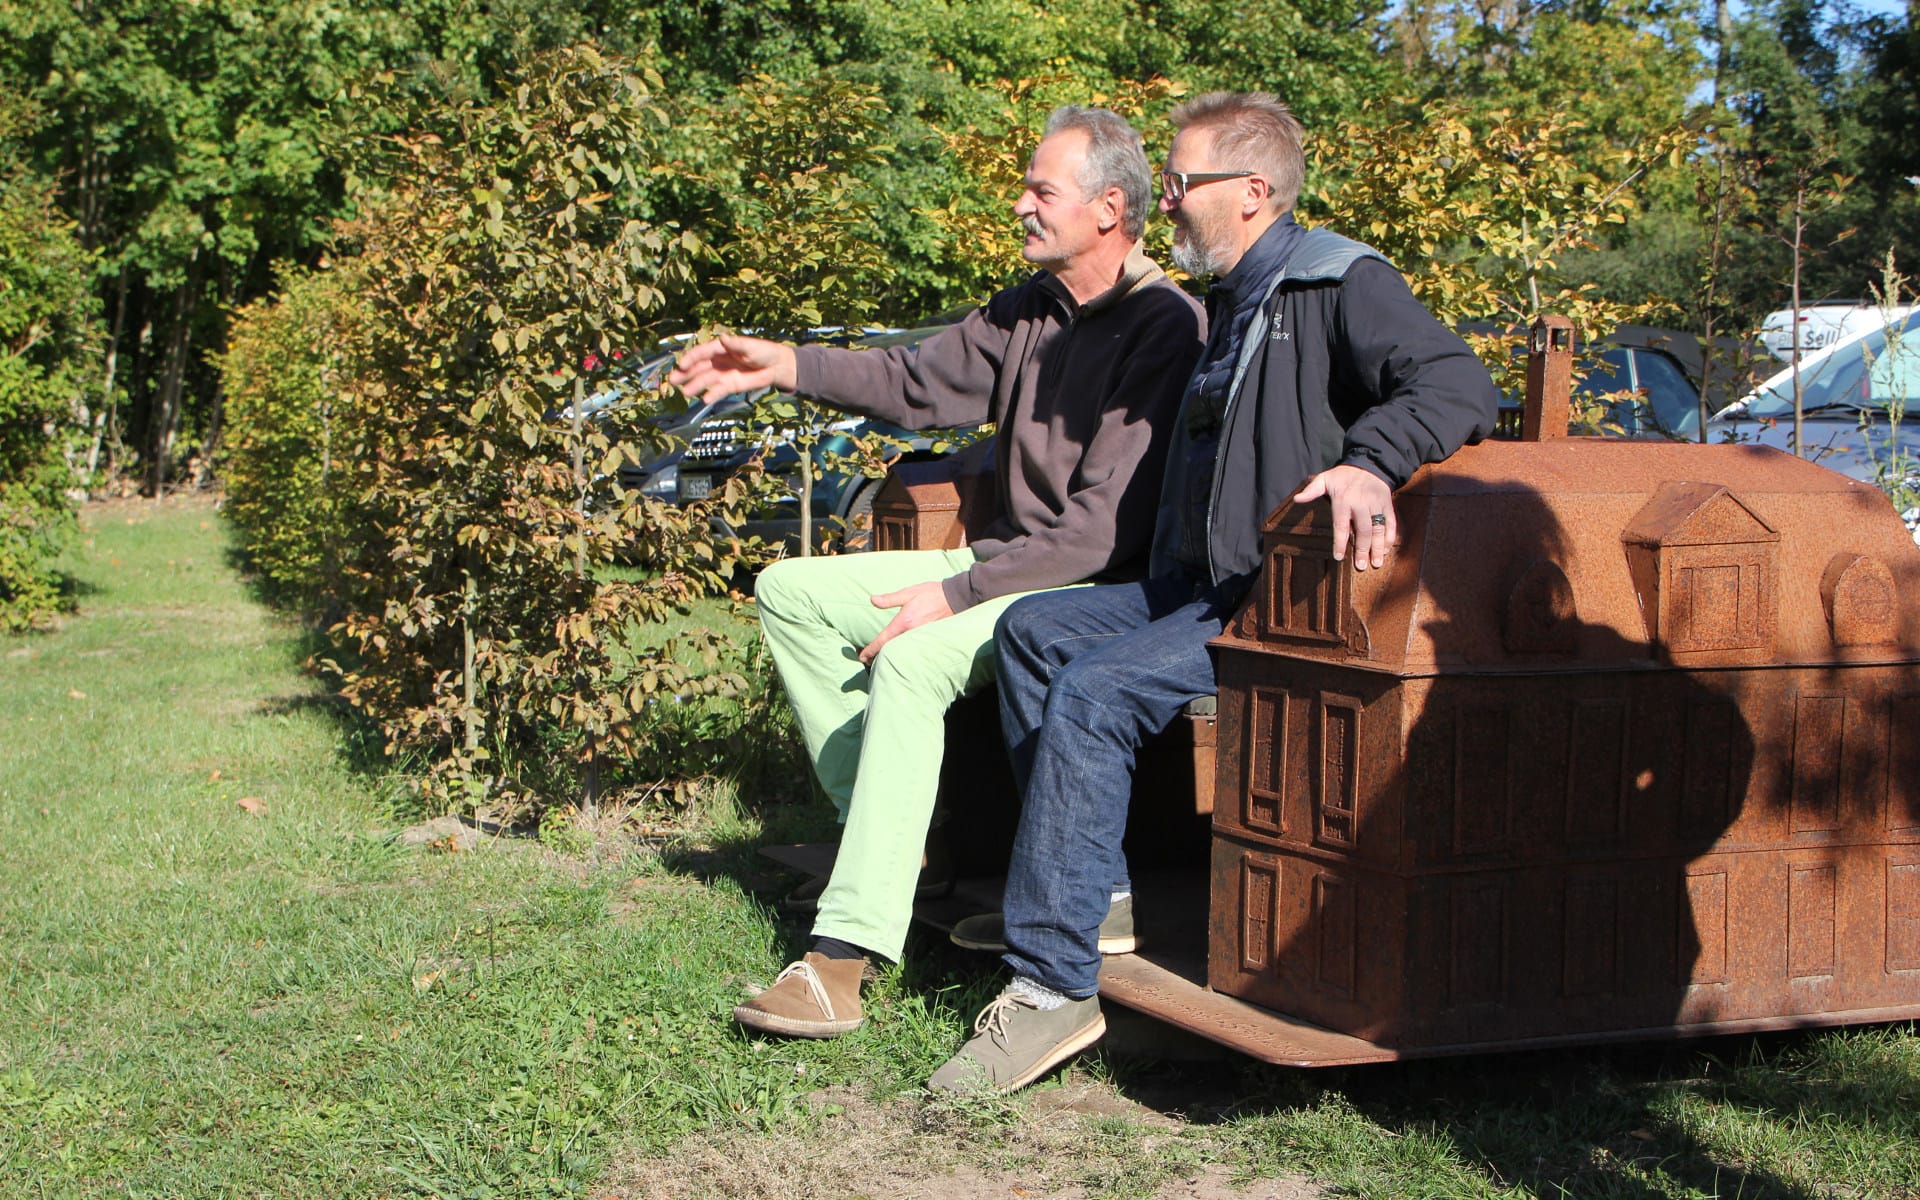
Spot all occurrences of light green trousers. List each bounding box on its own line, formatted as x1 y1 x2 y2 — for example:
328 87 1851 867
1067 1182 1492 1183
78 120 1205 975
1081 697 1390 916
755 548 1062 962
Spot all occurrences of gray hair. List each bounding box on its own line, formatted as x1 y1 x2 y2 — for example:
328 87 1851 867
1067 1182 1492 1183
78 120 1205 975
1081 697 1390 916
1169 92 1306 215
1043 106 1152 241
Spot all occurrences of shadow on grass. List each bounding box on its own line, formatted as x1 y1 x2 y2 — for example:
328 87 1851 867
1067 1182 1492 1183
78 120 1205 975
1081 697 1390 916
245 624 453 827
1094 1023 1920 1199
653 772 1010 1036
1337 1039 1809 1200
656 785 839 946
220 538 342 621
52 569 104 605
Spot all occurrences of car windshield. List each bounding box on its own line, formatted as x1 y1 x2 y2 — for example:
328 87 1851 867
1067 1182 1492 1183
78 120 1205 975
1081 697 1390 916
1745 311 1920 420
1573 345 1702 437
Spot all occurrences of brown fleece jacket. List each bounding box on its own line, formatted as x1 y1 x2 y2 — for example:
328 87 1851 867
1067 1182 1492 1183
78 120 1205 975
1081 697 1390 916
791 245 1204 612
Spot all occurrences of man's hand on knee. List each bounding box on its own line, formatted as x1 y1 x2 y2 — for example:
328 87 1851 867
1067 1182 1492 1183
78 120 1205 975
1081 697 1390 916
859 581 956 665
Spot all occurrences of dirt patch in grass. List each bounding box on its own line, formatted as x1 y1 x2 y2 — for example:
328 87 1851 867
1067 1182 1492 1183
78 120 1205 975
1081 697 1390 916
606 871 706 919
84 491 222 517
599 1081 1324 1200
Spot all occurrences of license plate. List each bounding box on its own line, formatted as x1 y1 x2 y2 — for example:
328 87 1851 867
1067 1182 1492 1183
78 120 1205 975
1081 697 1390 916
678 472 712 501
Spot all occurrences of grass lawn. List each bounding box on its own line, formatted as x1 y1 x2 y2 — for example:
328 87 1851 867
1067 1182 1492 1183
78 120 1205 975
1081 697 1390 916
3 498 1916 1199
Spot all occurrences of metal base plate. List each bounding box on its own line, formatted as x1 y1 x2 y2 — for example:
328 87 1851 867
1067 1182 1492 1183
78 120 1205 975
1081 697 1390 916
756 844 1919 1067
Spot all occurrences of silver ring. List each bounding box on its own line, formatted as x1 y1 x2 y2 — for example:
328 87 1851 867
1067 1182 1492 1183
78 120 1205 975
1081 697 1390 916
1369 513 1387 527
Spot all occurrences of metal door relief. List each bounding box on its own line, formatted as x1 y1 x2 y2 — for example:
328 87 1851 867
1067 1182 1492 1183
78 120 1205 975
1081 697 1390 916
1239 852 1280 972
1454 706 1513 855
1315 693 1362 850
1313 872 1357 997
1684 868 1731 985
1564 877 1623 996
1264 538 1346 645
1449 882 1508 1007
1888 857 1920 973
1566 698 1629 843
1244 686 1288 836
1788 862 1839 979
1670 552 1769 652
1892 695 1920 835
1791 694 1847 836
1682 698 1742 839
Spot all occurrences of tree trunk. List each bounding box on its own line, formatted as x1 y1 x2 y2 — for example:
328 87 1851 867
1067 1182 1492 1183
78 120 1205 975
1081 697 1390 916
1696 154 1732 442
146 279 197 494
798 451 814 556
463 570 481 755
146 282 193 495
572 375 587 575
87 267 129 479
201 258 236 462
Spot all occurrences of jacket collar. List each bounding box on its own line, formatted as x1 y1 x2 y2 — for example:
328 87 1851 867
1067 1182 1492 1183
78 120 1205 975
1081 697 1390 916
1212 212 1303 306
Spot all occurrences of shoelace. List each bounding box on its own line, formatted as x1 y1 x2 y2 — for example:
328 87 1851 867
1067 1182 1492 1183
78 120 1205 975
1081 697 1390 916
772 959 836 1020
972 992 1029 1048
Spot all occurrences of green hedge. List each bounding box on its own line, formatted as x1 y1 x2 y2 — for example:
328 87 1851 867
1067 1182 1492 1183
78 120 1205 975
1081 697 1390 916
0 155 94 631
216 265 361 610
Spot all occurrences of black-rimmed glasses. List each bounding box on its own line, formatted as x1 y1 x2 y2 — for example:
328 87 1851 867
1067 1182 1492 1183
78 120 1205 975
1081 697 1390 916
1159 168 1255 202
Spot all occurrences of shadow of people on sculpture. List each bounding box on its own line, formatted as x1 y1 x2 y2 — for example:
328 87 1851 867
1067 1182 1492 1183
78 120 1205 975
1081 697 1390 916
1214 471 1757 1055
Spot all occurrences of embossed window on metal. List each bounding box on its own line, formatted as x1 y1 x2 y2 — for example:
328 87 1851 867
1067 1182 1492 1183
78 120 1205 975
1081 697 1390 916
1264 541 1346 644
1622 481 1781 661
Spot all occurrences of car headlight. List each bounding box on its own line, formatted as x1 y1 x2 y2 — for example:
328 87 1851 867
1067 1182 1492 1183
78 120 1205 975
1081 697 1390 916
639 464 678 500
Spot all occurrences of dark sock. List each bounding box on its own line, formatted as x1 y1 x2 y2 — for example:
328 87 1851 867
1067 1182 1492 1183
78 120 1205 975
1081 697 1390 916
810 936 866 961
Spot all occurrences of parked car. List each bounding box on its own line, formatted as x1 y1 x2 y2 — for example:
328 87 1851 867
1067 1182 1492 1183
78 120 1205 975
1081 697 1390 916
667 324 976 553
549 342 713 504
1573 334 1706 438
566 328 900 508
613 386 752 504
1490 326 1710 439
1709 310 1920 494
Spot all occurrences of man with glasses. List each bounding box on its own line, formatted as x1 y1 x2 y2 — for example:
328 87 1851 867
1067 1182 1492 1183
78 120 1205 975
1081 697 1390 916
669 107 1203 1039
930 91 1498 1093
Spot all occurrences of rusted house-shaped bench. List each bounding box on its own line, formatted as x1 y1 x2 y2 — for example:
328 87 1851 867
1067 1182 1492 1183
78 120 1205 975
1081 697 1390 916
768 318 1920 1064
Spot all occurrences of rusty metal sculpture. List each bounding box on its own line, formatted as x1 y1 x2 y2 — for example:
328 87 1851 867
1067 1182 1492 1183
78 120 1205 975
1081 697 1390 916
1196 318 1920 1059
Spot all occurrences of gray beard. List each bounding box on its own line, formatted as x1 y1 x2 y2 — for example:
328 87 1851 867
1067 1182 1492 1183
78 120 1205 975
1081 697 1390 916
1171 234 1221 277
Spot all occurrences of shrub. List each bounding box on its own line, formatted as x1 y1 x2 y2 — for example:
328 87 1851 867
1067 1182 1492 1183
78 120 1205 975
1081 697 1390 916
317 46 740 818
693 73 898 556
0 120 96 631
216 263 364 610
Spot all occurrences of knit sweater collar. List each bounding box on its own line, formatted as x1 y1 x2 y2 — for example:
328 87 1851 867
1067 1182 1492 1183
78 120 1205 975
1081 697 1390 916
1037 243 1167 317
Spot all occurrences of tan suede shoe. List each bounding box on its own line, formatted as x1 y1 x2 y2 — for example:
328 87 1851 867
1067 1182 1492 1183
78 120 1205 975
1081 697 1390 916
733 952 866 1038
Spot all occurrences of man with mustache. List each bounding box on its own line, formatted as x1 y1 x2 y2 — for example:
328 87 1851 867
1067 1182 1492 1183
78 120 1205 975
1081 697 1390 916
931 91 1499 1093
670 106 1203 1038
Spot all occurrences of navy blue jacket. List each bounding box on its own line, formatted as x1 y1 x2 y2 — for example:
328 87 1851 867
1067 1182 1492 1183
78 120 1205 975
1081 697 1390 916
1148 223 1499 589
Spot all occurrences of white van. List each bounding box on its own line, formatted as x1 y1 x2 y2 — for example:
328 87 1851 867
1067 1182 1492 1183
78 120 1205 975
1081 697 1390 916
1760 301 1919 363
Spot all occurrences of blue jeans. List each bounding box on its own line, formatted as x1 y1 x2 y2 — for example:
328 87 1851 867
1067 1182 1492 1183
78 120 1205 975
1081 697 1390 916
992 575 1236 997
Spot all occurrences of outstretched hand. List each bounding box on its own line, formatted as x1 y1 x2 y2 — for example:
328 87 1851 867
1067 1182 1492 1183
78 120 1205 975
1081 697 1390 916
667 335 799 402
858 580 956 665
1292 463 1397 571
